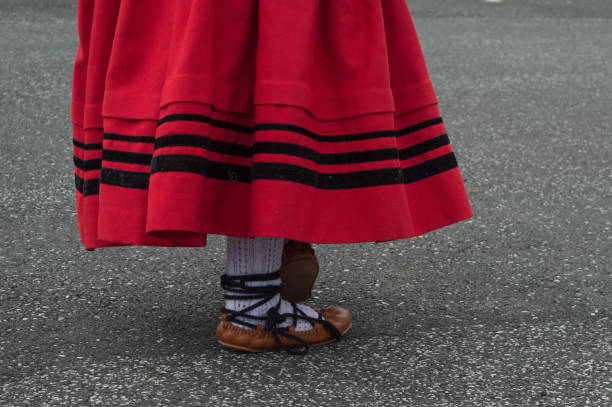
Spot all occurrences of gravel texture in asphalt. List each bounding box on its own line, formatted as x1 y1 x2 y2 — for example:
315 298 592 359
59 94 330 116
1 0 610 406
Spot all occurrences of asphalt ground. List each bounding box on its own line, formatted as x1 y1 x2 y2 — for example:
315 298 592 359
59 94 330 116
1 0 610 406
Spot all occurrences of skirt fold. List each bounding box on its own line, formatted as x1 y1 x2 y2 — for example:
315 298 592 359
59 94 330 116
72 0 472 250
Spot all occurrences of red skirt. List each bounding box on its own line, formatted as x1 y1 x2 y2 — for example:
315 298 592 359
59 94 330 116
72 0 472 250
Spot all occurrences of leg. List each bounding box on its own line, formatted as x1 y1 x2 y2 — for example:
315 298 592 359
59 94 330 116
217 236 351 355
280 240 319 302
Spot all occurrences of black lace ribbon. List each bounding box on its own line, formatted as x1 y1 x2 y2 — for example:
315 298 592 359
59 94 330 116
220 270 341 355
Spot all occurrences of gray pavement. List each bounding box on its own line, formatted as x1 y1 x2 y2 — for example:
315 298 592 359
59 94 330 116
1 0 610 406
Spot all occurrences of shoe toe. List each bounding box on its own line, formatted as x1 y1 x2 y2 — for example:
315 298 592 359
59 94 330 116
317 306 352 336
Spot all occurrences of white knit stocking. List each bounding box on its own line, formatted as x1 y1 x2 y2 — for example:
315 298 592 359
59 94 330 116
224 236 320 331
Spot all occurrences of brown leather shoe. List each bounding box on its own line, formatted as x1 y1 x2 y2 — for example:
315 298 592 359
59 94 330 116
217 306 352 355
280 240 319 303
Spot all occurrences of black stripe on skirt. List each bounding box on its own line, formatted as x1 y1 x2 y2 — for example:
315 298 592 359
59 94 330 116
74 116 454 193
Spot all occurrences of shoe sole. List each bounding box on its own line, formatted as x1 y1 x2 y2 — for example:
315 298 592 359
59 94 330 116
218 321 353 353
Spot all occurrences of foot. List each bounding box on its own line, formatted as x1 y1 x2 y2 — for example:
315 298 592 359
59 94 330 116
217 306 352 355
218 271 350 355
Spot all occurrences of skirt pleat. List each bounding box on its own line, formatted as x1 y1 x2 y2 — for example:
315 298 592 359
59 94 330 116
72 0 472 250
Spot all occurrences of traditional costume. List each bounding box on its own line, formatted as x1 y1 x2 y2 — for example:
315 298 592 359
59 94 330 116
72 0 472 354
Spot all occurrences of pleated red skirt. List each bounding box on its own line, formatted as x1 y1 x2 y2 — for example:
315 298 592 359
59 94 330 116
72 0 472 250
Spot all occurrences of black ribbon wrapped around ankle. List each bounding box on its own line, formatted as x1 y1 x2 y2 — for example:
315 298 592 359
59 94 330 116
220 270 340 355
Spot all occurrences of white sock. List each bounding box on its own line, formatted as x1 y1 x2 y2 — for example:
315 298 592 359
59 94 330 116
224 236 321 331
